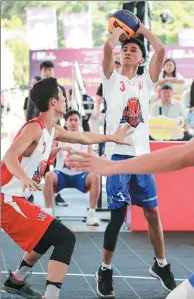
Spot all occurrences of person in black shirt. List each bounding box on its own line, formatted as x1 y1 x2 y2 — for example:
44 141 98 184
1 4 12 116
27 61 67 121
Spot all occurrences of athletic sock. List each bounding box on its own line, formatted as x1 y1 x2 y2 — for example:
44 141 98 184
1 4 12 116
44 280 62 299
101 261 112 270
88 208 95 214
14 260 33 280
156 257 168 268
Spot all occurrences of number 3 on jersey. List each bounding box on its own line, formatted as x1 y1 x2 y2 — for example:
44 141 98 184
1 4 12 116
120 81 125 92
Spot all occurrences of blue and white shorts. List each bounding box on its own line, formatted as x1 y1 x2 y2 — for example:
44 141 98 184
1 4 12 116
106 154 158 210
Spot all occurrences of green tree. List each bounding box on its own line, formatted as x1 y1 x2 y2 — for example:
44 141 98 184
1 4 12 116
1 1 194 87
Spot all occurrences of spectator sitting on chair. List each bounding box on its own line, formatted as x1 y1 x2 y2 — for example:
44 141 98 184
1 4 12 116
156 58 185 88
43 110 100 226
150 84 192 141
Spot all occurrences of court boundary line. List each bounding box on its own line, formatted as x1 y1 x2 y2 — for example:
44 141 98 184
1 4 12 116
0 271 185 281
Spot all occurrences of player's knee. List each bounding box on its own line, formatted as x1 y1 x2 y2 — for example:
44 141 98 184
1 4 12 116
144 207 160 223
90 173 100 185
51 225 76 265
45 171 56 183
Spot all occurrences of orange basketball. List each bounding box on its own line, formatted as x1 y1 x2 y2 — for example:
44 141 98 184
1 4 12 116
108 9 140 38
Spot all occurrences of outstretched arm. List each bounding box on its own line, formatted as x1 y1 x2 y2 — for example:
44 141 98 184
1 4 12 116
66 139 194 176
54 124 131 146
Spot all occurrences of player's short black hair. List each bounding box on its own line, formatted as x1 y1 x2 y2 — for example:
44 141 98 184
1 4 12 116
40 60 54 70
30 77 59 112
161 84 173 90
65 110 81 121
121 38 146 60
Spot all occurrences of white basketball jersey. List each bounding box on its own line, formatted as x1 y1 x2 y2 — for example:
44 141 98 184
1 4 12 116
1 118 55 197
55 141 88 175
103 69 156 157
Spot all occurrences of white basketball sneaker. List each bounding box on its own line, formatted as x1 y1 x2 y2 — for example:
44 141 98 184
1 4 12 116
87 211 100 226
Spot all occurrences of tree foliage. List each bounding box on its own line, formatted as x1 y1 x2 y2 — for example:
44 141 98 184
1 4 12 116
1 0 194 87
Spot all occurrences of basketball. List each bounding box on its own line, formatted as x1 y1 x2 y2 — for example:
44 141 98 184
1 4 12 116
108 9 140 38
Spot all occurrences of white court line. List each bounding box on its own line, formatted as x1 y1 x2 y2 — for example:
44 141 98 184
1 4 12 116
0 270 186 281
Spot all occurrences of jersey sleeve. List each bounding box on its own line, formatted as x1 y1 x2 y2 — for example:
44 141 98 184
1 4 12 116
142 69 157 98
101 69 118 86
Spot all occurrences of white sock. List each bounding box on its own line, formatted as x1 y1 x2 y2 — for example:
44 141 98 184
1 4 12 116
156 258 168 268
14 260 32 280
44 284 60 299
88 208 95 214
101 261 112 270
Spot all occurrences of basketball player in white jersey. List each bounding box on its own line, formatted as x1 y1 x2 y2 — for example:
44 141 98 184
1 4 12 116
44 109 100 226
66 139 194 299
1 77 131 299
80 22 176 297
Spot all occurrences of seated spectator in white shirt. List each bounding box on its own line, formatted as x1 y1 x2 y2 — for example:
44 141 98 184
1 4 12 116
156 58 185 87
43 110 100 226
150 84 192 141
182 79 194 130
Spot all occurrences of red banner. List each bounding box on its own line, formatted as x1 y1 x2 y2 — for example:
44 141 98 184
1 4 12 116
30 46 194 97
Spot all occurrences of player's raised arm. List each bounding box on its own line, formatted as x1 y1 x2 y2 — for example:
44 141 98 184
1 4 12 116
3 122 42 190
103 28 128 79
54 123 131 146
136 23 165 83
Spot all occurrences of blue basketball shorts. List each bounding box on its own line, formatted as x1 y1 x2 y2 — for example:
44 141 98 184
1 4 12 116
106 154 158 210
54 170 88 193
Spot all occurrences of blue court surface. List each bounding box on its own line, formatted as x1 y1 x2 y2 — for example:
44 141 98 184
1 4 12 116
1 230 194 299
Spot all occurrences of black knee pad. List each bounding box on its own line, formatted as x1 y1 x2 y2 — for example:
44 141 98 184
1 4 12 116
50 226 76 265
33 219 76 265
104 204 127 252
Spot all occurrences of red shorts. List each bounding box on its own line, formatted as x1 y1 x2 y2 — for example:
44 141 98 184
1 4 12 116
1 194 54 253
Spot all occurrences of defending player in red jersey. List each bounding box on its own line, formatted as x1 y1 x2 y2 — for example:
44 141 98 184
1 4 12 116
1 77 131 299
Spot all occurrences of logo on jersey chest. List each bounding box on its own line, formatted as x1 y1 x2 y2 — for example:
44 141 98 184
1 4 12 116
120 97 144 128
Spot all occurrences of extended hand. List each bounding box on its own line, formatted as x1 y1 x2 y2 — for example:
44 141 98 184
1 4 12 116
135 22 147 38
111 124 133 145
65 151 114 176
22 177 42 192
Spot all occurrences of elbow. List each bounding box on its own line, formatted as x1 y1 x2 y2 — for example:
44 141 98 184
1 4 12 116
159 46 165 57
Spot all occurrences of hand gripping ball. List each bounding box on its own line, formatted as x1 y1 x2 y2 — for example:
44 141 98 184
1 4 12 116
108 9 140 38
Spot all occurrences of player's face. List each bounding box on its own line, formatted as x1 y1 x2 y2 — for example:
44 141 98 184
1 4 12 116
160 89 172 103
66 114 80 131
120 43 144 67
41 67 54 78
55 87 66 115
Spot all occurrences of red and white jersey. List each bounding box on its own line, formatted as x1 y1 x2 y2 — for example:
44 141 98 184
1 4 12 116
1 118 55 197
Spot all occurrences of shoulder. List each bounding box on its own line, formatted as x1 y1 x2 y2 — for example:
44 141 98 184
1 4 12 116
176 72 184 79
151 99 161 108
172 99 182 106
102 70 121 83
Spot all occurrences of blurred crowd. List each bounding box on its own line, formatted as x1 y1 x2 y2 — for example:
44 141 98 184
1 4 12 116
1 57 194 141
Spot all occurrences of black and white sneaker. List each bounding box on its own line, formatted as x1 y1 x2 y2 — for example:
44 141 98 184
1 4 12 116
95 267 115 297
149 258 177 292
55 194 68 206
2 270 42 298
